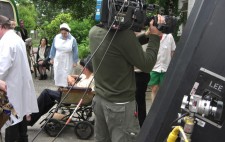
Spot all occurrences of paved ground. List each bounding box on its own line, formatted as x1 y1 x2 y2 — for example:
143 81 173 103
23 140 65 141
28 70 152 142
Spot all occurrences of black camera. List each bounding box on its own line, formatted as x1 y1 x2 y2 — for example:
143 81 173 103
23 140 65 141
99 0 145 32
144 4 177 34
145 15 177 34
96 0 177 33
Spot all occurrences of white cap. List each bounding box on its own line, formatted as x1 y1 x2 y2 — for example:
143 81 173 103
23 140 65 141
25 38 32 46
60 23 71 32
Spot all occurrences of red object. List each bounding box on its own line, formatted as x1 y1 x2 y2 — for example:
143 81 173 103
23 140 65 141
134 111 138 117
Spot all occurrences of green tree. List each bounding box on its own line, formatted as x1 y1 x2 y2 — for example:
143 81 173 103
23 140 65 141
69 18 95 58
16 0 38 34
32 0 62 26
32 0 96 20
147 0 160 4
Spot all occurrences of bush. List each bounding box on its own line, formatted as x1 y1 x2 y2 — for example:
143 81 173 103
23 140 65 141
78 38 91 59
69 18 94 58
69 18 94 44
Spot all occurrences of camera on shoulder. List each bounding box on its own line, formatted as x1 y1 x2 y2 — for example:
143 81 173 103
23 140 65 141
95 0 177 33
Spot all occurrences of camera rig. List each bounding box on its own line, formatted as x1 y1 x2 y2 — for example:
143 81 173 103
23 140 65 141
181 68 225 128
96 0 177 33
168 68 225 142
99 0 145 32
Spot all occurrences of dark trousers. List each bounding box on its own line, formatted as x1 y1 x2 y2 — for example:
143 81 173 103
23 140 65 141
28 89 61 126
135 72 150 127
5 116 28 142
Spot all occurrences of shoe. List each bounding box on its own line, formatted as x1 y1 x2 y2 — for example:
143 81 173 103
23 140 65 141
39 74 44 80
43 74 48 80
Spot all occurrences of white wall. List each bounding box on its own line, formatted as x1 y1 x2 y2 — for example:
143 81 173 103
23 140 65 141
188 0 196 17
177 0 196 36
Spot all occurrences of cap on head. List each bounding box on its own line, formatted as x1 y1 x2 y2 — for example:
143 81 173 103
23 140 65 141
60 23 71 32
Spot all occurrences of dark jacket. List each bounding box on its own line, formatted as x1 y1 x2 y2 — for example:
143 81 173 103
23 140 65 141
36 46 51 67
20 28 28 41
89 26 160 103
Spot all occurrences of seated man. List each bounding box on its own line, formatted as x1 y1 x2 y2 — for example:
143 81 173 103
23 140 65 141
28 55 94 126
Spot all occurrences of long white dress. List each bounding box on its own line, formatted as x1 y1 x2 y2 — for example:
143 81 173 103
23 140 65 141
0 30 39 126
50 34 79 87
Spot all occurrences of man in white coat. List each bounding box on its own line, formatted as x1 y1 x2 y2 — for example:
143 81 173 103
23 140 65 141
0 15 39 142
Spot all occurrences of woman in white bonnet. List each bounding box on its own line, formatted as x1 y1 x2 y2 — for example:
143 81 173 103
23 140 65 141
49 23 79 87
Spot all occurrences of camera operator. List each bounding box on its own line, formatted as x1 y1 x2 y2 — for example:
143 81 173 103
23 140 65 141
89 9 163 141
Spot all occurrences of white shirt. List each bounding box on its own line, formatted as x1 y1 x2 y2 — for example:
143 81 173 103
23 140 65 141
152 34 176 72
0 30 38 126
76 74 94 91
134 44 148 72
38 46 46 61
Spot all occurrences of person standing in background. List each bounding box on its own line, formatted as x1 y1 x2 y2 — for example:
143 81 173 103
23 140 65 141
20 19 34 73
19 19 28 41
134 42 151 127
49 23 79 87
149 32 176 103
0 15 38 142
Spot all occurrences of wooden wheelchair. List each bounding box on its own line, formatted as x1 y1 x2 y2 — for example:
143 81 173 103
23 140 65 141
42 87 95 140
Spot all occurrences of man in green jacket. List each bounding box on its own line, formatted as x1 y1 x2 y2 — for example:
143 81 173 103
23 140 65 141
89 13 162 142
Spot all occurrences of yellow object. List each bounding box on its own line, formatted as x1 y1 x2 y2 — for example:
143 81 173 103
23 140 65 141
184 116 195 125
167 126 189 142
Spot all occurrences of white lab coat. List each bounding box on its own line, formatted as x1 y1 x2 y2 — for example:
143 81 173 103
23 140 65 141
0 30 39 126
53 35 74 87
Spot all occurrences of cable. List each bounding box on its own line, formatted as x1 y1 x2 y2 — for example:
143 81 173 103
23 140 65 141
170 112 189 126
167 126 189 142
51 14 120 142
31 1 127 142
51 1 128 141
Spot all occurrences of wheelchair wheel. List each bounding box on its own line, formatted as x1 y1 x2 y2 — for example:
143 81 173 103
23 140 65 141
44 119 62 137
74 121 94 140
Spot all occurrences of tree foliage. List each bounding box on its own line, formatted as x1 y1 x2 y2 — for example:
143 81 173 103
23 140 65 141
32 0 61 26
69 18 95 58
16 0 38 33
32 0 96 21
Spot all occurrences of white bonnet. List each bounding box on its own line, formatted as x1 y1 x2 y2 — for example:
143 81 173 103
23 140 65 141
60 23 71 32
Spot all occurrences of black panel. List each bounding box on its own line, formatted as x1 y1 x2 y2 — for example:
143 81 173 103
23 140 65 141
138 0 225 141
